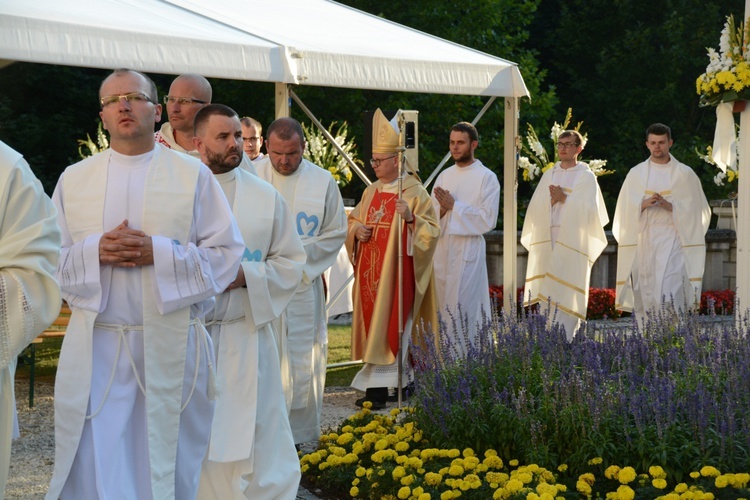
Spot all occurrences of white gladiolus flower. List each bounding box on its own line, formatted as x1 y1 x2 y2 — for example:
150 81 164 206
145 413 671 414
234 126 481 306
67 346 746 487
714 171 727 186
588 159 607 173
550 123 563 142
530 164 540 180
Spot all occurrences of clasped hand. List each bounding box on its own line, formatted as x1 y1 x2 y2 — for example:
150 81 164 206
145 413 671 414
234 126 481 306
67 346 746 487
641 193 672 212
549 185 567 205
433 186 454 216
99 219 154 267
356 198 413 243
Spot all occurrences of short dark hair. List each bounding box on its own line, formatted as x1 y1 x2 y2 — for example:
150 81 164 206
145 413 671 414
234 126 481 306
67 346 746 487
266 117 305 146
646 123 672 141
451 121 478 142
240 116 263 135
194 104 239 137
559 130 583 147
100 68 158 104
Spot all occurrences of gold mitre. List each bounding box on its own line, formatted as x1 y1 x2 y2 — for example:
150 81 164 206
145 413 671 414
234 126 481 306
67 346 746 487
372 108 401 154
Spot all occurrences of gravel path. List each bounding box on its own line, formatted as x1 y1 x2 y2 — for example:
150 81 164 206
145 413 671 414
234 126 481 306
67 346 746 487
5 379 379 500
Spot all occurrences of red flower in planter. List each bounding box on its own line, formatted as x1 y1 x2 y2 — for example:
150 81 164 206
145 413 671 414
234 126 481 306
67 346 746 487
700 289 735 315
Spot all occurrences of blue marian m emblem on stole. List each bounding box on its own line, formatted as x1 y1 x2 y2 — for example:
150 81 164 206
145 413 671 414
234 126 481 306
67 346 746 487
296 212 319 237
242 248 262 262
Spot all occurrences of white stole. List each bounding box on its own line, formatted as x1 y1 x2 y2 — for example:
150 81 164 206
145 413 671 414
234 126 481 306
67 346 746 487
256 159 329 242
209 169 274 462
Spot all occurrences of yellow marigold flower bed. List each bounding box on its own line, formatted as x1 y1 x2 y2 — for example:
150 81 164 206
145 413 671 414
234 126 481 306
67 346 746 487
300 405 750 499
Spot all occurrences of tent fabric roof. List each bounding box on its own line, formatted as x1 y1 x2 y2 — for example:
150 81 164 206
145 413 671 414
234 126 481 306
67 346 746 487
0 0 528 98
0 0 291 81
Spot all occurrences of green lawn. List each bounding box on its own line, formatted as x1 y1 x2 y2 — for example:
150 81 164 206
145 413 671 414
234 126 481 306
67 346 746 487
325 323 359 387
15 324 358 387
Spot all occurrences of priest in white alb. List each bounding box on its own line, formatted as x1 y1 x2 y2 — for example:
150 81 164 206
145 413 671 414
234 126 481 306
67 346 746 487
193 104 305 500
46 69 244 500
521 130 609 339
613 123 710 323
0 140 61 497
432 122 499 355
255 117 347 445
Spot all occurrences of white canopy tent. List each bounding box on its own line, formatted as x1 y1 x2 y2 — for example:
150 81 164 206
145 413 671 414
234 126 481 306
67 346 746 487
0 0 528 97
0 0 528 310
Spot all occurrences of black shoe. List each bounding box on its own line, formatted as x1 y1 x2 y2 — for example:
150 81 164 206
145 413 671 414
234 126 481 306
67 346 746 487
355 387 388 410
355 396 386 410
387 383 414 402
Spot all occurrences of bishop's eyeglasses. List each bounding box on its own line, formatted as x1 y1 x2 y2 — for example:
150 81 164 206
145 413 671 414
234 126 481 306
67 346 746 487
370 155 397 167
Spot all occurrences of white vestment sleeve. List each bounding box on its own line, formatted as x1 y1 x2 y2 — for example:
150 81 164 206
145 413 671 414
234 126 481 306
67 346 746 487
435 170 500 236
52 178 108 313
300 176 347 282
152 168 244 314
0 157 61 367
244 192 306 328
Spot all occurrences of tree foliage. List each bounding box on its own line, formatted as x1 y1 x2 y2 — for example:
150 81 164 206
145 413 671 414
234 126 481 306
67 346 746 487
0 0 742 213
527 0 744 210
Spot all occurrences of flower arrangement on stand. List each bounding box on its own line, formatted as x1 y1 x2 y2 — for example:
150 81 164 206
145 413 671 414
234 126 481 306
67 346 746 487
302 121 360 188
696 140 739 186
697 15 750 175
517 108 612 182
696 15 750 107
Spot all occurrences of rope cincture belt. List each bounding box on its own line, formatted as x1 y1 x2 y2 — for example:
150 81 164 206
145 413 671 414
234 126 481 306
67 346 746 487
86 319 209 419
203 316 245 327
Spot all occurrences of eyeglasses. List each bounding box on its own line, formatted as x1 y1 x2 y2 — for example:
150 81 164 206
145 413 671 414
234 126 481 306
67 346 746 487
369 155 397 167
556 142 580 149
163 96 208 106
100 92 154 107
243 136 261 143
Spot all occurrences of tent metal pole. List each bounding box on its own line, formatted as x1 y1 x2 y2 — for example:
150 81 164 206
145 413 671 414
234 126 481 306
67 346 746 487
289 89 372 186
424 96 498 188
274 83 290 118
502 97 520 313
736 0 750 325
326 273 354 313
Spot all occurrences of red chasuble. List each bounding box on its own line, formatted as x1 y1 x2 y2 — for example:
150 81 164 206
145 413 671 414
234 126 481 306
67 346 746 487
355 189 415 356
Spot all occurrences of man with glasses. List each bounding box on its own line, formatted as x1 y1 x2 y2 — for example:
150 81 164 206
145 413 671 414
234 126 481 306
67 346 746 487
431 122 500 356
155 73 211 156
46 69 244 500
254 117 347 447
521 130 609 340
241 116 265 162
346 109 439 409
613 123 710 324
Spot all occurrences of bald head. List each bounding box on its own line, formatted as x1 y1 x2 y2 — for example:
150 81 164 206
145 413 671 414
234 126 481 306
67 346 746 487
170 74 212 102
166 74 212 136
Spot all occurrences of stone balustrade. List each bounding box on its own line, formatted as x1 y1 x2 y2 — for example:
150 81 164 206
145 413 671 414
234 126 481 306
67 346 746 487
484 228 737 291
